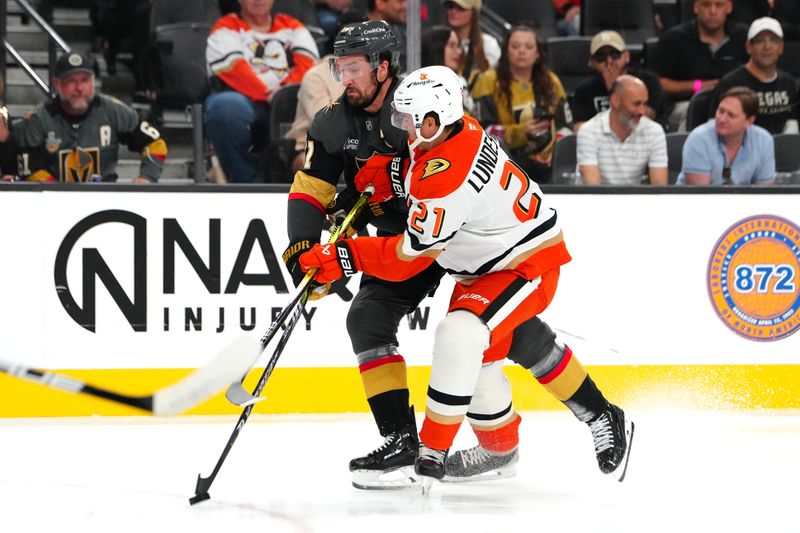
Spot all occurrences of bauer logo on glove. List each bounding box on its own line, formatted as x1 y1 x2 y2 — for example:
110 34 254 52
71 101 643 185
299 241 362 284
354 154 409 203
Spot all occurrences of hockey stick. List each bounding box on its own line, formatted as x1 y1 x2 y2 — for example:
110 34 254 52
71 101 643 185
0 335 261 416
224 184 375 407
190 186 374 505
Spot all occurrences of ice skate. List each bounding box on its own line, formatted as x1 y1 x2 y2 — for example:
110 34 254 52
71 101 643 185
442 445 519 483
415 443 448 495
349 424 419 490
588 403 634 481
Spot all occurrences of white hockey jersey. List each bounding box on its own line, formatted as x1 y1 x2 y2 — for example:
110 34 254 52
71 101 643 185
401 115 570 281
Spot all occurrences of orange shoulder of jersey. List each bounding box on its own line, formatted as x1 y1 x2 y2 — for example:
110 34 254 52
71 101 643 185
409 116 485 200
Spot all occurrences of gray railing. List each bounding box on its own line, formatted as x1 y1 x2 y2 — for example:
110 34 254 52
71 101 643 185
0 0 72 100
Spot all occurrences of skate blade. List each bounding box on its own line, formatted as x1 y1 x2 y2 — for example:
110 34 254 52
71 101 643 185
442 464 518 484
351 466 419 490
613 419 635 482
419 475 435 495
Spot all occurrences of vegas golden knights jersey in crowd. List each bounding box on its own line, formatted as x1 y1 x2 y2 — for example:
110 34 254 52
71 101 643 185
15 95 167 182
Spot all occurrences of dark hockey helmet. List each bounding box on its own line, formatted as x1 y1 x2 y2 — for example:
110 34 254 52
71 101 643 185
332 20 401 73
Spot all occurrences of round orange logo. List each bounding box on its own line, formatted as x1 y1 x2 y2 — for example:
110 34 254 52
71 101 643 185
707 215 800 341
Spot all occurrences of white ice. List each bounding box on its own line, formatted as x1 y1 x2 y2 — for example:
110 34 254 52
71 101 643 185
1 410 798 533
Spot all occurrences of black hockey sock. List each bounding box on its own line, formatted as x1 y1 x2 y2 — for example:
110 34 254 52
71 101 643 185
563 376 609 423
367 389 415 436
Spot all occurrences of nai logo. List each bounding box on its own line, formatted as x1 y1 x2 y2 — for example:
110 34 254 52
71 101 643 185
707 215 800 341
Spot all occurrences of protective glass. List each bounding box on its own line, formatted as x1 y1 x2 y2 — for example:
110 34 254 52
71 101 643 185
329 57 374 83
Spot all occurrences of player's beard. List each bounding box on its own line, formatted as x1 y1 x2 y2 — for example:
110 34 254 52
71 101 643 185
345 82 378 108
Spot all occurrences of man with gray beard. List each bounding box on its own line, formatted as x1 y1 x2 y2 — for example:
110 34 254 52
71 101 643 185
577 75 668 186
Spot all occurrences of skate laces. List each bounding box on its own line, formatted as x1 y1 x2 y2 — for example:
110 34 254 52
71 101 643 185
419 445 446 463
589 412 615 454
368 433 397 458
459 446 491 467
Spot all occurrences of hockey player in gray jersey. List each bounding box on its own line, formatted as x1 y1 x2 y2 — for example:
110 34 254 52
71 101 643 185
15 52 167 183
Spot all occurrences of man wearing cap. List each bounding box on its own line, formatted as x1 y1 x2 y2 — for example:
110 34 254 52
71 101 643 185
651 0 748 131
572 30 669 130
15 52 167 183
708 17 797 134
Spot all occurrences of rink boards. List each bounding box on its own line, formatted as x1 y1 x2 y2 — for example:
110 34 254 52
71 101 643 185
0 186 798 416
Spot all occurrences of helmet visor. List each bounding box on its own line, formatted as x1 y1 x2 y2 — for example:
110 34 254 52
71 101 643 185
390 102 418 135
329 56 375 83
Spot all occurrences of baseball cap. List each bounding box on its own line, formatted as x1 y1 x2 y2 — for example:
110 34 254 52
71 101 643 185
748 17 783 41
55 52 96 78
590 30 626 55
443 0 482 10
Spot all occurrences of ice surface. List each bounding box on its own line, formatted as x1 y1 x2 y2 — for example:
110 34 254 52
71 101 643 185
1 411 798 533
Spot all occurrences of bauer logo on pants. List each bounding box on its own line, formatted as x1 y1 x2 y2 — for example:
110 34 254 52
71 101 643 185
707 215 800 341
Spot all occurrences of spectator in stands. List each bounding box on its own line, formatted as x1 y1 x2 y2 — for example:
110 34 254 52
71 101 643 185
554 0 581 36
0 74 17 182
472 24 571 183
731 0 800 39
286 12 369 172
15 53 166 183
577 75 668 185
420 25 475 114
367 0 408 67
90 0 150 92
709 17 798 133
652 0 748 131
205 0 319 183
678 86 774 184
314 0 354 38
443 0 501 83
573 30 669 130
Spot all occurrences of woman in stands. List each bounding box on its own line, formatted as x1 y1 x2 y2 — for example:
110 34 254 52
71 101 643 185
421 25 475 115
471 23 572 184
443 0 500 84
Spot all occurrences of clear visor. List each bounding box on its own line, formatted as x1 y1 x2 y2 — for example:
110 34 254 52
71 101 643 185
329 57 375 83
390 102 419 135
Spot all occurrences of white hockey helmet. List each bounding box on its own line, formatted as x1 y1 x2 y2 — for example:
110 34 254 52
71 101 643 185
391 65 465 150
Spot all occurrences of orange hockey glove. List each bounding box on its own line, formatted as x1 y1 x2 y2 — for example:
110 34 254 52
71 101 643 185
299 242 361 284
354 154 408 203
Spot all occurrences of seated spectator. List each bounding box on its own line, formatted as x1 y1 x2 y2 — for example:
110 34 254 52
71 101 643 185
0 75 17 182
421 25 475 114
572 30 669 130
472 24 571 183
368 0 408 67
205 0 319 183
314 0 353 38
709 17 797 133
90 0 150 91
652 0 748 131
678 86 774 185
577 75 668 185
15 53 166 183
731 0 800 39
443 0 501 82
554 0 581 36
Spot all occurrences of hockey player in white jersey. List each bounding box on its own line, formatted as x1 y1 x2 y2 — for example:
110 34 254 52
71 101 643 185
299 66 634 488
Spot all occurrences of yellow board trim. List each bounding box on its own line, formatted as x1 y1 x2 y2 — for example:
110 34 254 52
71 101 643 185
2 365 800 417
